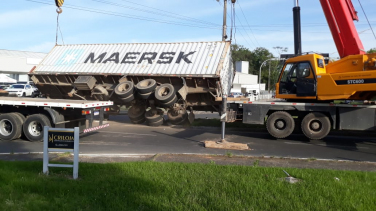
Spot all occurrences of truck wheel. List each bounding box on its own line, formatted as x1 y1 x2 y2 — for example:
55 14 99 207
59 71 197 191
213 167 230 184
148 118 163 127
128 106 145 119
137 91 153 100
11 112 26 138
0 113 22 141
130 116 146 124
120 94 135 103
93 85 109 101
266 111 295 139
136 79 157 94
301 112 331 140
167 109 187 124
161 95 177 107
115 81 134 98
155 84 176 103
145 109 163 123
23 114 51 142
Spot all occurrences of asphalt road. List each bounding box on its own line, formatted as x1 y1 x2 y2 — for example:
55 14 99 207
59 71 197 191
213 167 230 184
1 115 376 162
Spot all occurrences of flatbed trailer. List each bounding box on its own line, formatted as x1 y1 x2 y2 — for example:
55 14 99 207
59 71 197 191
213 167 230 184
0 97 113 142
225 100 376 140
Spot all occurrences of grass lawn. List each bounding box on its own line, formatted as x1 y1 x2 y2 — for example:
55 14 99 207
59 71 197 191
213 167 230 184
0 161 375 211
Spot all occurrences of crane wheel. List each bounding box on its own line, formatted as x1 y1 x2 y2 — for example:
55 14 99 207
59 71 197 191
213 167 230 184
301 112 331 140
266 111 295 139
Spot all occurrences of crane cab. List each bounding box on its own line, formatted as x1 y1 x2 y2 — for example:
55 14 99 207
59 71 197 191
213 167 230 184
276 54 325 100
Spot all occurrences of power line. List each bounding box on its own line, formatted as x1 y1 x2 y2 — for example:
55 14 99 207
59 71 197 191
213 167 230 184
356 0 376 41
93 0 222 27
236 0 260 46
23 0 223 30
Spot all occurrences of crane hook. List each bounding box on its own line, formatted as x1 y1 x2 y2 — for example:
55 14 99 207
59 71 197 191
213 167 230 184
56 7 63 14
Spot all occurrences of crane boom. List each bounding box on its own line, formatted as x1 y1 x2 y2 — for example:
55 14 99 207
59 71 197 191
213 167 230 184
319 0 365 58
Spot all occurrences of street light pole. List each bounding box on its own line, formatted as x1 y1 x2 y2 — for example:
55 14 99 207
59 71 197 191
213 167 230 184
259 58 280 99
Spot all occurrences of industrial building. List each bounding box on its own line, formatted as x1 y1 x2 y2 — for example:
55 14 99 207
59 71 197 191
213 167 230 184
0 49 46 84
230 61 265 99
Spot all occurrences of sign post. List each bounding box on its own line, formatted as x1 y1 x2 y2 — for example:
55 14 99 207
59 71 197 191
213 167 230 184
43 126 80 179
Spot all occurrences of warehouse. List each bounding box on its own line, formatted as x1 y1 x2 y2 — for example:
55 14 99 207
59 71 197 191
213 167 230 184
0 49 46 83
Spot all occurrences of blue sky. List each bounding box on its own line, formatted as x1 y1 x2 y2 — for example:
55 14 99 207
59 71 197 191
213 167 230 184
1 0 375 58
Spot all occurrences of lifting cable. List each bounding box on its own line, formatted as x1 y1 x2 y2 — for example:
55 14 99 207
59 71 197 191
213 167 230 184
357 0 376 41
55 7 65 45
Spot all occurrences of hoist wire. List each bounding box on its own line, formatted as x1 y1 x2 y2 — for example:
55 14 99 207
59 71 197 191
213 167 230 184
55 13 65 45
357 0 376 41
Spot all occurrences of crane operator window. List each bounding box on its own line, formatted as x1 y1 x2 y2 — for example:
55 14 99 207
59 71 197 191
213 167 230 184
297 63 311 78
280 63 294 83
280 62 313 94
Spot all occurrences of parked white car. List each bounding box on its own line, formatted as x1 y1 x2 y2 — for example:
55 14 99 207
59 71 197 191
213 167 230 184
6 84 34 97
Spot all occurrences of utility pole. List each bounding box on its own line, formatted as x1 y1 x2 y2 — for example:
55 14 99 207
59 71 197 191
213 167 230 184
222 0 227 41
268 61 271 93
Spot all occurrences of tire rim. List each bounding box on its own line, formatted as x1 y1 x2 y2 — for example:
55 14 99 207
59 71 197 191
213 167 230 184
139 80 152 87
118 83 130 92
28 121 43 136
158 87 170 96
309 120 322 132
0 119 13 136
274 119 286 130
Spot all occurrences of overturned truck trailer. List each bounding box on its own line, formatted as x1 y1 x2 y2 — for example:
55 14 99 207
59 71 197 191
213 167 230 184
30 41 234 126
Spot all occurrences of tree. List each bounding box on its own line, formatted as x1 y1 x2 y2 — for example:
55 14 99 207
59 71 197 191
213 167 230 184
367 48 376 54
231 44 253 68
231 44 279 91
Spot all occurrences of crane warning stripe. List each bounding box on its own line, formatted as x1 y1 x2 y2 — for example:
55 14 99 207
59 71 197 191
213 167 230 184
55 0 64 7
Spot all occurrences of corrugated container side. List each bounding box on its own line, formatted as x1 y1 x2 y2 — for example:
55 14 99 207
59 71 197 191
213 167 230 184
31 41 230 77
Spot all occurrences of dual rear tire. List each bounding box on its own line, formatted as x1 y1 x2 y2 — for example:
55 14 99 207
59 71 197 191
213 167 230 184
0 113 51 142
266 111 331 140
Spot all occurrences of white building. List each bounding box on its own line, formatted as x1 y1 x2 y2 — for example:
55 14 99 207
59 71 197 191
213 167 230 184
231 61 265 98
0 49 46 83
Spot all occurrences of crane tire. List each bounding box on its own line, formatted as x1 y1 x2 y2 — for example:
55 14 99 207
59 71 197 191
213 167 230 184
0 113 23 141
301 112 331 140
266 111 295 139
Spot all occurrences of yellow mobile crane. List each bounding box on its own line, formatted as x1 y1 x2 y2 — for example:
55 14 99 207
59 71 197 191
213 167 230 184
275 0 376 101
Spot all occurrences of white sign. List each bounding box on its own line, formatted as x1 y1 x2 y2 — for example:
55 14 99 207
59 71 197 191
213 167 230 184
43 127 80 179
